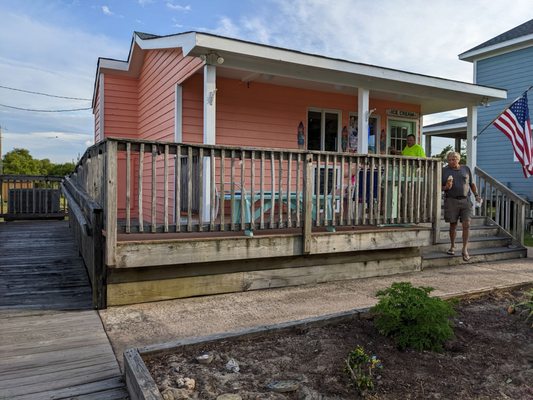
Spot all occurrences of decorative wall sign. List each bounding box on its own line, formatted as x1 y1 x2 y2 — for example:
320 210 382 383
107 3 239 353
386 109 419 119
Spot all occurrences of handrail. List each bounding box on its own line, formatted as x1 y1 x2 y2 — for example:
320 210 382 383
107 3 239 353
474 166 529 244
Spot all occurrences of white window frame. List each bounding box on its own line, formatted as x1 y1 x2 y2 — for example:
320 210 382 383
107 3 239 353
174 84 183 143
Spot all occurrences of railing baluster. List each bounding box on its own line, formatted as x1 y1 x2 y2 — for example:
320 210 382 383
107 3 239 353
198 147 204 232
175 145 181 232
278 152 283 228
220 149 225 231
138 143 144 233
260 151 265 230
230 150 236 232
270 151 275 228
187 146 193 232
296 153 301 228
210 149 216 231
240 149 245 231
163 144 169 233
250 150 255 230
151 144 157 233
287 153 292 228
126 142 131 233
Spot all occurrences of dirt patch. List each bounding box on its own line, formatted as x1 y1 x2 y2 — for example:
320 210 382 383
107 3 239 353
144 286 533 399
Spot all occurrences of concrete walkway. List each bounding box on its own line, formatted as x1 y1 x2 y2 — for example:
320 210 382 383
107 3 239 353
100 248 533 369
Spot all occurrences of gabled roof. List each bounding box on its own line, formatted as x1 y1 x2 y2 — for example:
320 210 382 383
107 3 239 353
94 31 507 114
459 18 533 62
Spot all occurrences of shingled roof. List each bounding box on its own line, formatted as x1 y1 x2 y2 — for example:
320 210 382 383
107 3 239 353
459 18 533 60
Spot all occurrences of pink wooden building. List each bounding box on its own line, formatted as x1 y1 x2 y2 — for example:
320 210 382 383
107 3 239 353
64 31 528 307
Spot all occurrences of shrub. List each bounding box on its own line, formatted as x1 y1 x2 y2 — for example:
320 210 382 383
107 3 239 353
508 288 533 328
344 345 383 394
371 282 456 352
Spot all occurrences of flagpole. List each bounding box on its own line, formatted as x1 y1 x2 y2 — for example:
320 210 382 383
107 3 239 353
474 85 533 141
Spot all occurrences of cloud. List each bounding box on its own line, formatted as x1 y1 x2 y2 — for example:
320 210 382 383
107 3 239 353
3 130 93 163
138 0 154 5
101 5 113 16
210 0 532 83
0 10 125 162
166 2 191 12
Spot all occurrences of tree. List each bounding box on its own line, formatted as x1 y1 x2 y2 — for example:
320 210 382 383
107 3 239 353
2 148 75 176
2 148 42 175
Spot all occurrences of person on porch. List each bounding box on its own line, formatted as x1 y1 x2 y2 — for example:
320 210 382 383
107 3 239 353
401 134 426 157
442 151 481 262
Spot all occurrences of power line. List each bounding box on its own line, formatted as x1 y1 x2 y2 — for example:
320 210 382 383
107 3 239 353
0 84 91 101
0 103 91 112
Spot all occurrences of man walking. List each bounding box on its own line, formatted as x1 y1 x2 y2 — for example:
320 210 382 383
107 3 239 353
442 151 481 261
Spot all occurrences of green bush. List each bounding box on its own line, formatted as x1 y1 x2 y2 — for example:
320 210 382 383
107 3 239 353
508 288 533 328
371 282 456 352
344 345 383 394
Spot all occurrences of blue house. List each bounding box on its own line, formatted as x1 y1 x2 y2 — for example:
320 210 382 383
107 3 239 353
426 18 533 204
460 18 533 203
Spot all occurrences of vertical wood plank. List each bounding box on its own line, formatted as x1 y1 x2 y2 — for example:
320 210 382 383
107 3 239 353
138 143 144 233
151 144 157 233
220 149 225 231
303 154 313 254
163 144 169 233
175 145 181 232
105 140 118 266
260 151 265 229
198 147 204 232
210 149 216 231
187 146 193 232
126 143 131 233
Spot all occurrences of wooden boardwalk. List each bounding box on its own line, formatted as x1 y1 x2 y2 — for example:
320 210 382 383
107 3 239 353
0 220 129 399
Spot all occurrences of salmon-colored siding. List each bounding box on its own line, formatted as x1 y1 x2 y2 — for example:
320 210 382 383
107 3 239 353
103 75 138 139
138 49 203 142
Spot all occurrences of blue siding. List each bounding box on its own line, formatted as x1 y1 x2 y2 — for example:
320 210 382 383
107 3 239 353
476 46 533 201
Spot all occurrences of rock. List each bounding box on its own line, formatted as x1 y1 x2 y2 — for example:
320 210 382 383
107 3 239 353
266 380 300 393
196 352 214 364
176 377 196 390
225 358 240 373
161 387 191 400
216 394 242 400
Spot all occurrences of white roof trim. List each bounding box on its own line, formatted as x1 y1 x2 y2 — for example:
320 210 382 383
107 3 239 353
92 31 508 113
459 33 533 62
187 33 501 98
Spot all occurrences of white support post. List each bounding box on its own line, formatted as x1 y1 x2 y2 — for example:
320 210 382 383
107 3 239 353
202 63 217 221
357 88 369 154
467 105 477 172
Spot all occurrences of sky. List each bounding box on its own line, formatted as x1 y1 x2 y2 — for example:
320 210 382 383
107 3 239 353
0 0 531 163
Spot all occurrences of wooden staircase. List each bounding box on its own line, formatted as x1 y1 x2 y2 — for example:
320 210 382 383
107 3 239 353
421 216 528 268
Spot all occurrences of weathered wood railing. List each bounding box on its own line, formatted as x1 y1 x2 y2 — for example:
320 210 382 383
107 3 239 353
0 174 66 220
63 141 107 308
68 138 443 269
475 167 529 244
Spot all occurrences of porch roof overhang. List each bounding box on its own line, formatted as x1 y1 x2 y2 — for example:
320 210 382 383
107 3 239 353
94 31 507 113
423 117 467 139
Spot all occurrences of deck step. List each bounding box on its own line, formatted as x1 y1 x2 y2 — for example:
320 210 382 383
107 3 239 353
423 235 513 253
421 245 527 269
422 215 527 269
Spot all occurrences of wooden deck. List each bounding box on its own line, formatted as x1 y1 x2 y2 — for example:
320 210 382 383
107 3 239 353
0 220 128 399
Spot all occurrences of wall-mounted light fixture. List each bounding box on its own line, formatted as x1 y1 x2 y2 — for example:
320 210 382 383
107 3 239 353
202 52 225 65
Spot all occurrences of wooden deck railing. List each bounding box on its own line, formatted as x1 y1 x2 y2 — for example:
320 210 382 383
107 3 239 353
70 137 441 233
474 167 529 244
0 174 66 220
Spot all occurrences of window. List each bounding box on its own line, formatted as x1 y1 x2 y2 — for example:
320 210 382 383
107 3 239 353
307 109 341 151
389 120 415 153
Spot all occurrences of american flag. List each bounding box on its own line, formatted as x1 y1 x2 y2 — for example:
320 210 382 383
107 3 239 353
493 92 533 178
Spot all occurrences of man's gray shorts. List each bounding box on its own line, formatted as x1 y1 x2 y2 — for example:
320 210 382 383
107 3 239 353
444 197 473 224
